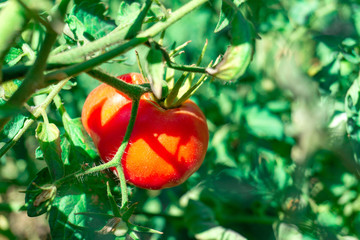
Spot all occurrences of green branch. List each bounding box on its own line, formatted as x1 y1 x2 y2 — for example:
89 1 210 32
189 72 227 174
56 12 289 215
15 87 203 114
86 68 151 98
155 42 207 74
0 0 70 131
2 63 68 82
44 37 148 85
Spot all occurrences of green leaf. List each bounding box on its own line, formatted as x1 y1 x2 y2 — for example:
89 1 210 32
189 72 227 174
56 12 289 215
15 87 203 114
36 122 65 181
25 168 54 217
61 113 99 177
251 151 293 200
124 0 153 39
0 113 26 141
2 79 22 99
35 146 44 160
314 57 341 93
274 222 303 240
72 0 116 40
128 231 140 240
214 0 246 33
184 200 217 234
48 174 115 239
129 224 162 235
146 46 165 99
4 47 23 66
211 125 237 167
36 134 72 168
245 106 284 140
121 203 137 222
184 200 246 240
204 169 256 207
196 226 247 240
106 182 121 218
354 6 360 36
65 15 87 43
288 1 318 26
62 80 77 90
116 2 141 27
266 100 291 113
62 113 97 160
354 213 360 237
147 4 167 23
345 74 360 166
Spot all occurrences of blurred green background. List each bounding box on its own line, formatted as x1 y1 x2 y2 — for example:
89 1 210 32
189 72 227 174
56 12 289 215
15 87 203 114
1 0 360 239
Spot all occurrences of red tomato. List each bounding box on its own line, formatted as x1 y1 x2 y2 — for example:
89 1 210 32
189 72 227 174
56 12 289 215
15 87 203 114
81 73 209 189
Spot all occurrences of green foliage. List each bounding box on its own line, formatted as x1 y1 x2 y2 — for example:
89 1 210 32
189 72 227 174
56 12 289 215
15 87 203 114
70 0 116 41
0 113 26 140
1 0 360 239
35 122 64 181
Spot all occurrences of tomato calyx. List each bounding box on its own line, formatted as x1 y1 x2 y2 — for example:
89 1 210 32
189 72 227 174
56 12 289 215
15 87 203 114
139 39 215 109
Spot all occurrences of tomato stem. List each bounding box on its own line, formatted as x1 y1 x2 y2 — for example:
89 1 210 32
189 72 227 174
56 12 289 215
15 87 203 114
113 99 140 207
155 42 207 74
86 68 150 99
54 158 119 187
40 109 49 125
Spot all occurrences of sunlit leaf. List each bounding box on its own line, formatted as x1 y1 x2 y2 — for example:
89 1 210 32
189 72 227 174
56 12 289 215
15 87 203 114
0 112 26 141
72 0 115 40
116 2 141 27
62 113 97 160
184 200 246 240
215 0 247 32
245 106 284 140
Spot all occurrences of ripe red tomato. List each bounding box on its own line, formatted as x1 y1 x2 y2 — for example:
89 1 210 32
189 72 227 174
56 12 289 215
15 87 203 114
81 73 209 190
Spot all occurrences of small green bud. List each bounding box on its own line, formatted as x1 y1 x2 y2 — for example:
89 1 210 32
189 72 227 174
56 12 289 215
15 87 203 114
207 43 252 81
207 9 253 82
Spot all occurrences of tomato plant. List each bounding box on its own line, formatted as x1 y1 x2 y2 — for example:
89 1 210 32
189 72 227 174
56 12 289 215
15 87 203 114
82 73 209 189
